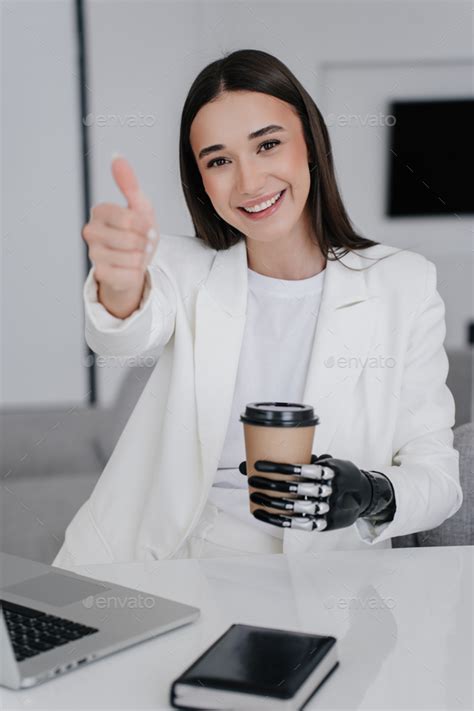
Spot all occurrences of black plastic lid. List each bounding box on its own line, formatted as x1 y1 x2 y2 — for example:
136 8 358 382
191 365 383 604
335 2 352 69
239 402 319 428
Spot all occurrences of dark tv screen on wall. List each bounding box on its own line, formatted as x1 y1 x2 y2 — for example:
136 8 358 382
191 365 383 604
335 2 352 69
386 99 473 217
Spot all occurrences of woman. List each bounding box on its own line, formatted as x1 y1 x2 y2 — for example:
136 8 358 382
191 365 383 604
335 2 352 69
52 49 462 568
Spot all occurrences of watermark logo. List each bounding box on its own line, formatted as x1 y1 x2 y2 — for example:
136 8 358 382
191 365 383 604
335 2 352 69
326 112 396 127
83 354 157 368
82 594 156 610
83 113 156 128
324 355 396 369
323 595 395 610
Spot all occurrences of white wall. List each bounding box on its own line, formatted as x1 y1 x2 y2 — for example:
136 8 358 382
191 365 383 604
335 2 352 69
2 0 87 407
319 59 473 348
2 0 472 409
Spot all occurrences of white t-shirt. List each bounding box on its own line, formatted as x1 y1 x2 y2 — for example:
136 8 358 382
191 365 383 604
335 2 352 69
209 265 326 538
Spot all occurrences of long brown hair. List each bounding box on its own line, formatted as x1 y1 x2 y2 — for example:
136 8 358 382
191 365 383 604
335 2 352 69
179 49 389 269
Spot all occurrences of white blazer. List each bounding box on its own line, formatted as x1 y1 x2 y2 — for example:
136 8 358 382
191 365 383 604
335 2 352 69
52 234 462 569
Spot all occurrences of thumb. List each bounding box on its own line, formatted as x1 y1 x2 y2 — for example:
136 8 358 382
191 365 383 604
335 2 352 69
111 154 155 221
312 453 333 463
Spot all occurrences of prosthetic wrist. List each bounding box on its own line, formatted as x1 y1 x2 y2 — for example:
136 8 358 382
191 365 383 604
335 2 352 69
359 469 397 523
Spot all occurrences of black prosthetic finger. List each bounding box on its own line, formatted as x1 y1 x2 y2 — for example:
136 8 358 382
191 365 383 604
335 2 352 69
255 461 300 475
252 509 292 528
250 492 293 511
247 475 296 492
250 492 330 516
248 474 332 498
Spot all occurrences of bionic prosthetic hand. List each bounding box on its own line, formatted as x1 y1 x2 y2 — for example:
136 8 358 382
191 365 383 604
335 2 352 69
238 453 396 532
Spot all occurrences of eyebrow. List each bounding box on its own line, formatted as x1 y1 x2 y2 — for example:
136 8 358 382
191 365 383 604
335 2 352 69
198 124 286 161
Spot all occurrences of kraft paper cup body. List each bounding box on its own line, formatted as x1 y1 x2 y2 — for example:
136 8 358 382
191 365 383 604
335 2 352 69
243 421 315 516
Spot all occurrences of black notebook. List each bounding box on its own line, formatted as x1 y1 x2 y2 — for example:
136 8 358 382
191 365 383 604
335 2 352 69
170 623 339 710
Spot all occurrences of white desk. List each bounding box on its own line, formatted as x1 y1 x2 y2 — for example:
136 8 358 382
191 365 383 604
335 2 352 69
1 546 472 710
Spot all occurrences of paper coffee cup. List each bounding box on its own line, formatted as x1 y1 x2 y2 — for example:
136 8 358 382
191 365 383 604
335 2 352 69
240 402 319 516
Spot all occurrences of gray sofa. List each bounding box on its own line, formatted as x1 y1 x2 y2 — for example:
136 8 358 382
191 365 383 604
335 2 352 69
391 421 473 548
1 349 472 564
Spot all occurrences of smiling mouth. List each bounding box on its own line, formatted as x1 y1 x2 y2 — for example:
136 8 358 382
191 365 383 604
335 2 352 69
237 189 286 216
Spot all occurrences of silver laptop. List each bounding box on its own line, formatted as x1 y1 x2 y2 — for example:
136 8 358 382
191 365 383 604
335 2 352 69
0 552 200 690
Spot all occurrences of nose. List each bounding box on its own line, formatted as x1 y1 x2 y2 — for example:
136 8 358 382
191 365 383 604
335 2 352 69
236 158 266 197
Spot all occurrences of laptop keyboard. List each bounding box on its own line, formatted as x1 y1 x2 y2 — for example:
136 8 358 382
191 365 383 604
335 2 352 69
1 598 99 662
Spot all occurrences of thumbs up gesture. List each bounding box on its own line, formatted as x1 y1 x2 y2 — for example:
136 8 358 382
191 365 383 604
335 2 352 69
82 156 160 317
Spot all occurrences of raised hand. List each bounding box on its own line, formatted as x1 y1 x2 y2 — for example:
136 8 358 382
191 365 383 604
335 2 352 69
82 155 160 317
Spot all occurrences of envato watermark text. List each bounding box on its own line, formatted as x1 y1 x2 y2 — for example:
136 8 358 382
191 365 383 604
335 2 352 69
326 112 396 127
324 355 396 369
324 595 395 610
82 594 156 610
83 113 156 127
83 354 157 368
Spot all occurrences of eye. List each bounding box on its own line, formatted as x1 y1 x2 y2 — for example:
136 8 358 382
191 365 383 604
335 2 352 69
259 139 280 152
206 139 281 169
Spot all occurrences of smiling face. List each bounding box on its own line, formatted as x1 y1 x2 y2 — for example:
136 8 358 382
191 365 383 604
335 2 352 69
189 90 313 246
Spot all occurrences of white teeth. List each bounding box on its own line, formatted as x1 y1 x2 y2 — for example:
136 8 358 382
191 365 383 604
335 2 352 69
242 191 282 213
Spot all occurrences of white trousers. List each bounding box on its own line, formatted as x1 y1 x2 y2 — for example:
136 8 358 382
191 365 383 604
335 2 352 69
170 499 283 559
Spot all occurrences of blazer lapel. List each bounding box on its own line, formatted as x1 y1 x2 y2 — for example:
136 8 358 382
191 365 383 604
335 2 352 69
301 249 379 456
285 248 380 553
194 239 379 519
194 238 249 489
